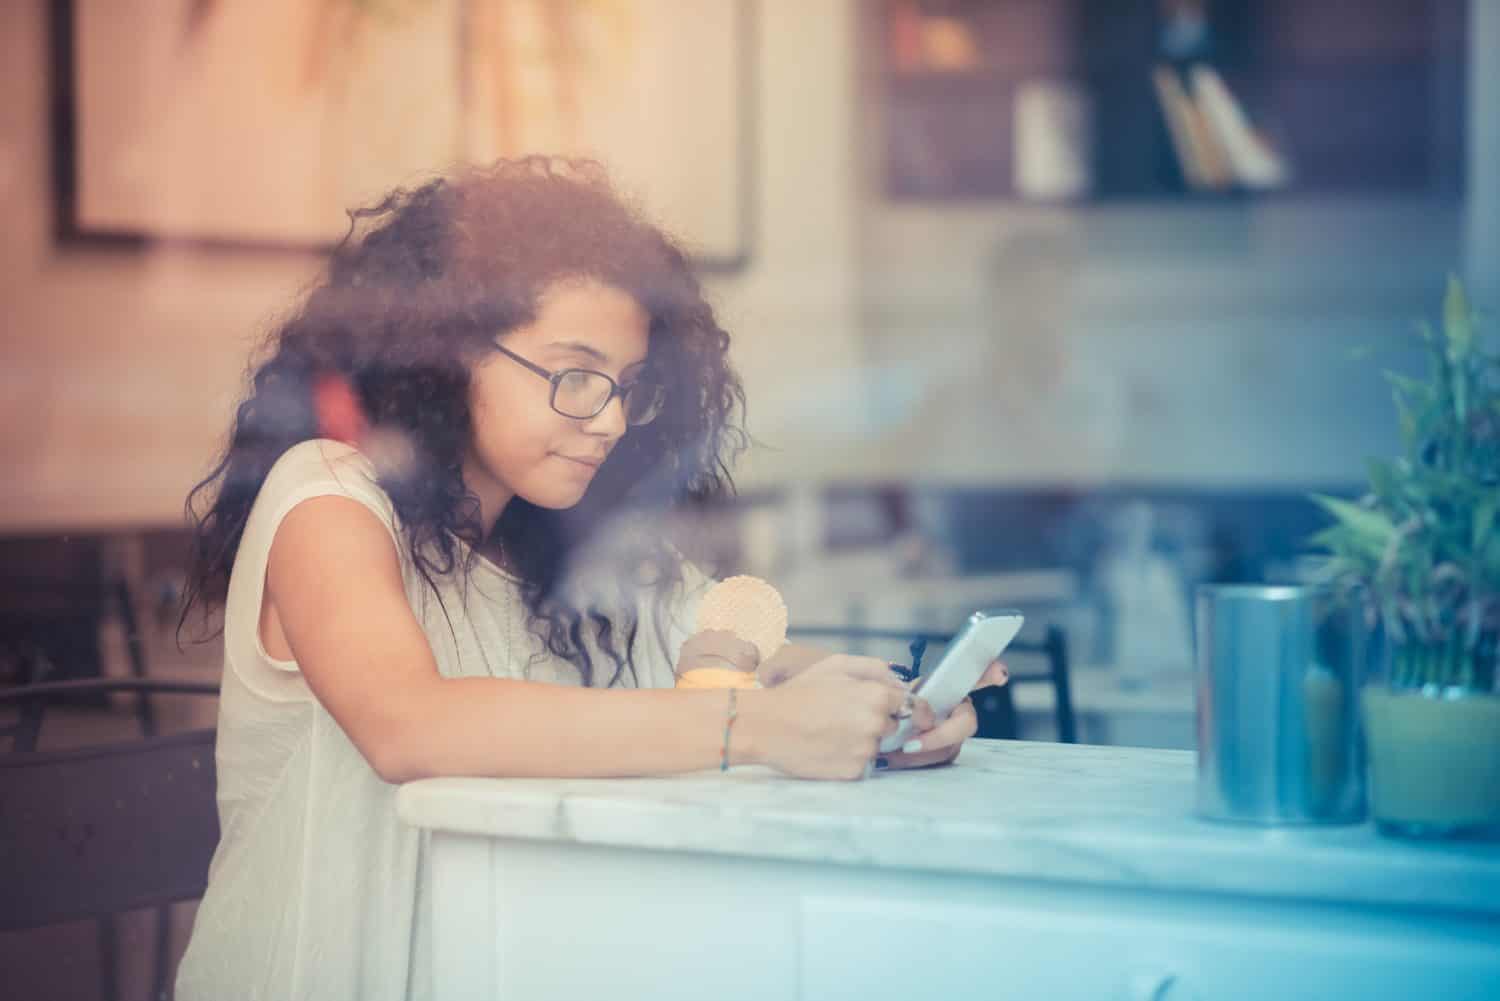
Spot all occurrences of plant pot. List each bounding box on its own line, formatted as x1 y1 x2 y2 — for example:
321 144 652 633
1362 686 1500 839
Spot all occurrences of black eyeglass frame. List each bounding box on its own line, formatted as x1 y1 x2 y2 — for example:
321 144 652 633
491 341 664 425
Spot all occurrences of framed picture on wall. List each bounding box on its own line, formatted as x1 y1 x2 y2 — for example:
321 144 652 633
50 0 755 270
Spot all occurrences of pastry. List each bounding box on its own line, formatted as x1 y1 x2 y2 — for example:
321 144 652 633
695 575 788 662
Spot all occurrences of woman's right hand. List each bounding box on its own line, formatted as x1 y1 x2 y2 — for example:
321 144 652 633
742 654 910 780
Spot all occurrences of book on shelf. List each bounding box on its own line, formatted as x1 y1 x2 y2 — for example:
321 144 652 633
1150 65 1232 191
1189 65 1291 191
885 0 979 74
1151 63 1292 194
885 0 924 74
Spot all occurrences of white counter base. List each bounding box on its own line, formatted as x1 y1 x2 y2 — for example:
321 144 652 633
400 740 1500 1000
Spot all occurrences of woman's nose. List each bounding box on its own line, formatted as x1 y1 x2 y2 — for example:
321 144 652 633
583 393 628 438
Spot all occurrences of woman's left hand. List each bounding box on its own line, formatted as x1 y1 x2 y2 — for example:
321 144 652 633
879 660 1010 770
676 629 761 678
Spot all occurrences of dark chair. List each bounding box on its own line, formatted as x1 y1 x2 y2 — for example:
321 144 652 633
786 623 1076 742
0 534 160 736
0 678 221 1001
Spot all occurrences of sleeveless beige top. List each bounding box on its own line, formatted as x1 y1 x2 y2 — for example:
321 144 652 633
176 439 703 1000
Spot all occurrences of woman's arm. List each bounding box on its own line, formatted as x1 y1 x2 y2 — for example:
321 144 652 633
266 497 905 783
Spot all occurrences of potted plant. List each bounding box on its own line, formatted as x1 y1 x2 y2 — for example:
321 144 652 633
1311 277 1500 839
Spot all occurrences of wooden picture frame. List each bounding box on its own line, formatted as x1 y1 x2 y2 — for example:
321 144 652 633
49 0 756 271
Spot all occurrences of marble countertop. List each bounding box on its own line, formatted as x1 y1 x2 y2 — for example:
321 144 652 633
397 739 1500 916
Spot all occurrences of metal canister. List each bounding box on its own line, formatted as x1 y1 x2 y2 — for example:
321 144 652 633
1194 584 1366 824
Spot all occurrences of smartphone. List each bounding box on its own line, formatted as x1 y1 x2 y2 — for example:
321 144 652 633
878 609 1025 753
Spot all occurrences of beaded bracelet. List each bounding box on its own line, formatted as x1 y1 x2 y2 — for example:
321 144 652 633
720 687 739 772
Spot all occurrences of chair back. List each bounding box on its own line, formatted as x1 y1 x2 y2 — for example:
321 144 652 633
0 536 108 688
0 727 219 931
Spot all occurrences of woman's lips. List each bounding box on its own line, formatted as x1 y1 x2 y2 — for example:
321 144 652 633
557 454 603 469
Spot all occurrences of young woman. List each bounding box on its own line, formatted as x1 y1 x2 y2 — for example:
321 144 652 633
174 157 1007 1000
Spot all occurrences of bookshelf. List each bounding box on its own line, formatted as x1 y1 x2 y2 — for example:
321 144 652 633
877 0 1468 202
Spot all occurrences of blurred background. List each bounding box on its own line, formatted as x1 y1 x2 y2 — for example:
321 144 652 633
3 0 1497 732
1 2 1497 996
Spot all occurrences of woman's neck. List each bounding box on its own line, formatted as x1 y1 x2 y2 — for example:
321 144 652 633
461 451 514 539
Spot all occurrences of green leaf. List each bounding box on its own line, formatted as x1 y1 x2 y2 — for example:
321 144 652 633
1309 524 1352 551
1308 522 1383 569
1481 534 1500 589
1474 496 1498 553
1313 494 1396 536
1384 370 1429 399
1425 344 1453 430
1366 457 1399 504
1454 365 1469 427
1311 494 1398 560
1444 275 1474 363
1394 391 1418 453
1385 372 1436 435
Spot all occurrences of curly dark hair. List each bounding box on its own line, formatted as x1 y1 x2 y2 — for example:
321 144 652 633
182 156 747 687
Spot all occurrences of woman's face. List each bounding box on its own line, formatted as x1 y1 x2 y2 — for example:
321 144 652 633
464 278 651 518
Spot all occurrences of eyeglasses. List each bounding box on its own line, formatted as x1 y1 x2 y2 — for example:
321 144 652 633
492 341 665 426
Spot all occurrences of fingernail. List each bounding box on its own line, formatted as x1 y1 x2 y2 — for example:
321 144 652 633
902 739 922 754
874 756 890 770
